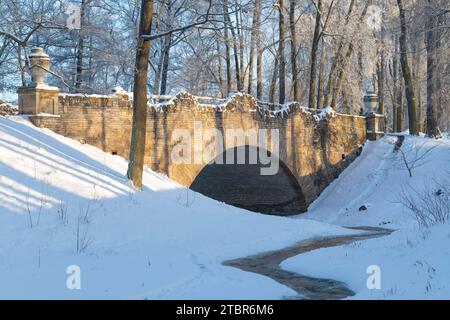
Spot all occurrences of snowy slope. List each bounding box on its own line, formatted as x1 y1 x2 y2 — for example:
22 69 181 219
0 115 353 299
284 134 450 299
299 134 450 228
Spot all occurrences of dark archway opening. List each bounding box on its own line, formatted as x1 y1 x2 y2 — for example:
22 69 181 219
190 146 307 216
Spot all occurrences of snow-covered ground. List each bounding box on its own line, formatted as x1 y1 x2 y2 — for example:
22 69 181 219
285 134 450 299
0 116 353 299
0 115 449 299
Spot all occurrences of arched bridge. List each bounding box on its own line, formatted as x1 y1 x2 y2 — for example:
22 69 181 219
20 87 385 215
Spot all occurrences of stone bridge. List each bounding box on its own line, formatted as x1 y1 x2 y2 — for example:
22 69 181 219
17 49 385 215
19 86 384 215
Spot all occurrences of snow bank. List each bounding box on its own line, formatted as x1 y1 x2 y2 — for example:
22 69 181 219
299 135 450 228
0 116 350 299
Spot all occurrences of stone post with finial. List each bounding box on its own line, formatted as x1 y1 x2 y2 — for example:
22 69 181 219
17 47 60 114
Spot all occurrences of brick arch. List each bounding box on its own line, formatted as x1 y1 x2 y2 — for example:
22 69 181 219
190 145 307 215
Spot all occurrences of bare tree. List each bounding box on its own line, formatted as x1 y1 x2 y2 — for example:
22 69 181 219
289 0 300 102
397 181 449 227
222 1 232 95
255 0 263 100
330 0 370 110
397 0 419 135
425 0 443 138
308 0 322 109
127 0 154 190
75 0 89 92
278 0 286 104
247 0 259 95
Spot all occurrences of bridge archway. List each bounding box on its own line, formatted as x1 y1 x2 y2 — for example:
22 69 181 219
190 145 307 215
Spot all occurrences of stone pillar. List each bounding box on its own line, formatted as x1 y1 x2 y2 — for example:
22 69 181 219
364 91 385 140
366 114 386 141
17 48 60 115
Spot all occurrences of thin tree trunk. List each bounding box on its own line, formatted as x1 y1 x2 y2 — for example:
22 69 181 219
392 60 398 132
153 0 167 95
75 0 87 92
222 1 232 95
392 35 403 132
278 0 286 104
88 36 93 90
237 7 245 84
317 37 327 109
377 54 385 114
397 61 404 132
127 0 154 190
378 16 386 115
159 2 172 95
17 46 26 86
397 0 419 135
412 38 422 131
255 0 263 100
308 0 322 109
154 49 163 94
391 45 398 132
231 32 242 91
247 2 258 95
216 36 225 98
224 0 242 91
425 0 441 138
289 0 300 102
159 34 172 95
269 50 280 103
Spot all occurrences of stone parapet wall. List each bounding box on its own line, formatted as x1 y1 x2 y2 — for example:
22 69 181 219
29 91 378 215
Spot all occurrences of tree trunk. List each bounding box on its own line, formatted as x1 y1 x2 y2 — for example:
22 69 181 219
256 0 263 100
222 2 232 95
397 0 419 135
159 34 172 95
411 37 422 131
237 7 245 85
88 36 93 90
391 48 398 131
392 35 403 132
377 54 385 114
154 50 163 94
153 0 167 95
216 37 225 98
278 0 286 104
308 0 322 109
75 0 87 92
127 0 154 190
317 38 327 109
17 46 26 86
391 60 398 132
224 0 242 91
289 0 300 102
269 50 279 103
247 2 258 95
397 63 404 132
425 0 441 138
